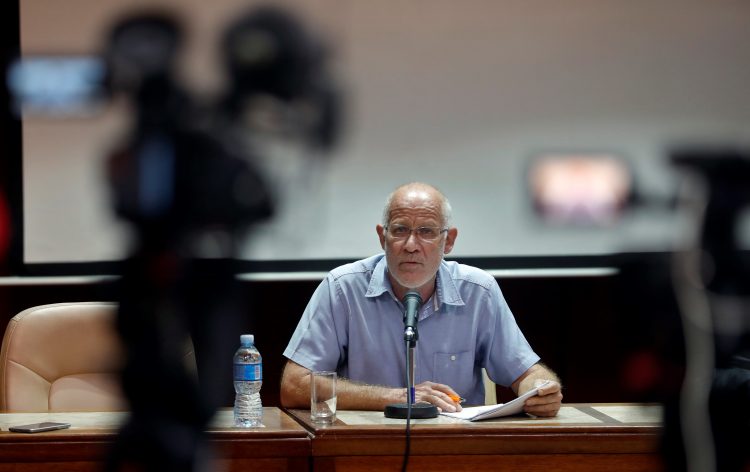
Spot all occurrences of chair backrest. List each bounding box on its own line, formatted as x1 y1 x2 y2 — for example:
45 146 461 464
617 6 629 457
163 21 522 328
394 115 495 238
482 368 498 405
0 302 195 412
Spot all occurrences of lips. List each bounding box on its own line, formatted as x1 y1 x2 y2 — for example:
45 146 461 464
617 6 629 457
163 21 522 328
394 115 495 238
400 261 423 269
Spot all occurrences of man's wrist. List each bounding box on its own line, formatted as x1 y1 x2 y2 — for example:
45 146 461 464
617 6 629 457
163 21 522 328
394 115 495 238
518 375 542 395
386 387 407 405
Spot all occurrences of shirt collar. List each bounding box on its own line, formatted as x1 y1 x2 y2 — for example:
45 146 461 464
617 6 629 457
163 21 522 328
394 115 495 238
435 261 464 308
365 255 391 298
365 255 465 309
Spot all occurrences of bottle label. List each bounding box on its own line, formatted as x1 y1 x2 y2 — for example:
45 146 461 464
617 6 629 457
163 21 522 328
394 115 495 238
234 363 262 381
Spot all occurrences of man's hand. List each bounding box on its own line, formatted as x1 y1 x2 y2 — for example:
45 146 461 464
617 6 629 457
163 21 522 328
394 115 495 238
281 360 464 412
511 363 563 417
413 381 463 413
522 378 562 417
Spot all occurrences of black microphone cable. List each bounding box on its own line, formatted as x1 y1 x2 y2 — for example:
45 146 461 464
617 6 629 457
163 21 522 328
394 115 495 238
401 338 412 472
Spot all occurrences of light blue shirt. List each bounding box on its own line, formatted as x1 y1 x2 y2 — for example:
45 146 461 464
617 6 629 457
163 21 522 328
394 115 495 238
283 254 540 405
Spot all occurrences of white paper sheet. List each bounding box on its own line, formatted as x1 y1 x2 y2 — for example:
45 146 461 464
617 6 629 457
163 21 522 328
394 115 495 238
440 380 551 421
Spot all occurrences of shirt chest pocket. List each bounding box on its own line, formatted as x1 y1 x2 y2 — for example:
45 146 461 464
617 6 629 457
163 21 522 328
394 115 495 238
433 350 473 391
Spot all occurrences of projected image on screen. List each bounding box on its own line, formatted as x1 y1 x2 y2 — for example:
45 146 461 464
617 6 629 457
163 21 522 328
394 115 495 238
8 55 106 117
529 153 631 226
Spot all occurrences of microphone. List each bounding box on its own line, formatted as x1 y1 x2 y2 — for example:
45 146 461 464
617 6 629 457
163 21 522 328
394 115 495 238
403 291 422 342
384 289 437 419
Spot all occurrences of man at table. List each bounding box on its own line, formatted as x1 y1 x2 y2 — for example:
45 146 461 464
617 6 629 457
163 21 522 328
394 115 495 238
280 182 562 416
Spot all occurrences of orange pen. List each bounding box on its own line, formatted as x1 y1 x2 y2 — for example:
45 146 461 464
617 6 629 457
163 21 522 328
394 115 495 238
448 393 465 404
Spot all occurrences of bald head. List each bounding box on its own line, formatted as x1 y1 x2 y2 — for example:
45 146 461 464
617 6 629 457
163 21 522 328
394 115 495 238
381 183 453 228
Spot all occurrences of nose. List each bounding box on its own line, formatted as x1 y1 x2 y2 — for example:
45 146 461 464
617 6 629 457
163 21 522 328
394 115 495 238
403 231 420 251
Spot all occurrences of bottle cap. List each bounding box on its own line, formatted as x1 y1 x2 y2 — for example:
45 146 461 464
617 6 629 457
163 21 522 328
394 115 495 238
240 334 254 345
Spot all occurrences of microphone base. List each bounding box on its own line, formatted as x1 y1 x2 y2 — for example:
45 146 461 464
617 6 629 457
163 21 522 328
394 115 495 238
384 402 439 419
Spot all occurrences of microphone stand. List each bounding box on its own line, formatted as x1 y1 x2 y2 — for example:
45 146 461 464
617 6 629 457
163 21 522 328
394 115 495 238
385 305 438 472
384 305 438 419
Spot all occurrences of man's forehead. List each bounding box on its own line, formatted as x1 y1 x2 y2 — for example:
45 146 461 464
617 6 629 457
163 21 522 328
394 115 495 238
386 185 443 220
388 203 441 221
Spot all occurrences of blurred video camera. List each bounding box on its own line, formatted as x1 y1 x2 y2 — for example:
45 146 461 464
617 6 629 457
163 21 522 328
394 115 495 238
8 8 344 469
528 148 750 471
8 6 342 244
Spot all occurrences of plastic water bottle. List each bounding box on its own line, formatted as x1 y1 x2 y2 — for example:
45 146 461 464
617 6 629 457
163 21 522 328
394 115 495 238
233 334 263 427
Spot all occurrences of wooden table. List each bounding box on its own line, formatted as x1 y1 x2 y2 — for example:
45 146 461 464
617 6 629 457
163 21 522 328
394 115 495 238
285 403 665 472
0 408 310 471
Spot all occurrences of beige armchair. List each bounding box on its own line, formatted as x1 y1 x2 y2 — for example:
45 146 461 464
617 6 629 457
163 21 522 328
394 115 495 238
0 302 128 412
0 302 194 412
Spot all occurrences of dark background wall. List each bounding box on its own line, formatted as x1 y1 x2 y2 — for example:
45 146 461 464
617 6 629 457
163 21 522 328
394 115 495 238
0 267 682 408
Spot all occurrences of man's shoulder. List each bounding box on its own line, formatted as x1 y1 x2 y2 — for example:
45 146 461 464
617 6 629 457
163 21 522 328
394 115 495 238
441 259 497 291
328 254 383 282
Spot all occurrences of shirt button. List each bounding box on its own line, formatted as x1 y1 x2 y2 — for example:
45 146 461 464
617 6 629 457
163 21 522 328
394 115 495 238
450 355 456 361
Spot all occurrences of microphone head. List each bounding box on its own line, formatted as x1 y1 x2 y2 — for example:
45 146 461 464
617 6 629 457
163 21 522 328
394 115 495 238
403 290 423 306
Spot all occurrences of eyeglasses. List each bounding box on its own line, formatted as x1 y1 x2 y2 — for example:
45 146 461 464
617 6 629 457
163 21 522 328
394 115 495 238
385 224 448 242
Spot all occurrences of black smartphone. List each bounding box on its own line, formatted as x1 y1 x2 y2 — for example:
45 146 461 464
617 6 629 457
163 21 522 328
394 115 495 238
8 422 71 433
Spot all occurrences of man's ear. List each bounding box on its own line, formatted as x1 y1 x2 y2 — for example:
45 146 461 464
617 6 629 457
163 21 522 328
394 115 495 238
444 227 458 254
376 224 386 250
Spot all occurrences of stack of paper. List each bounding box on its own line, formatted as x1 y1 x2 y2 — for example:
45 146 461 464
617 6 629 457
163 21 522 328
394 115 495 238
440 381 550 421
